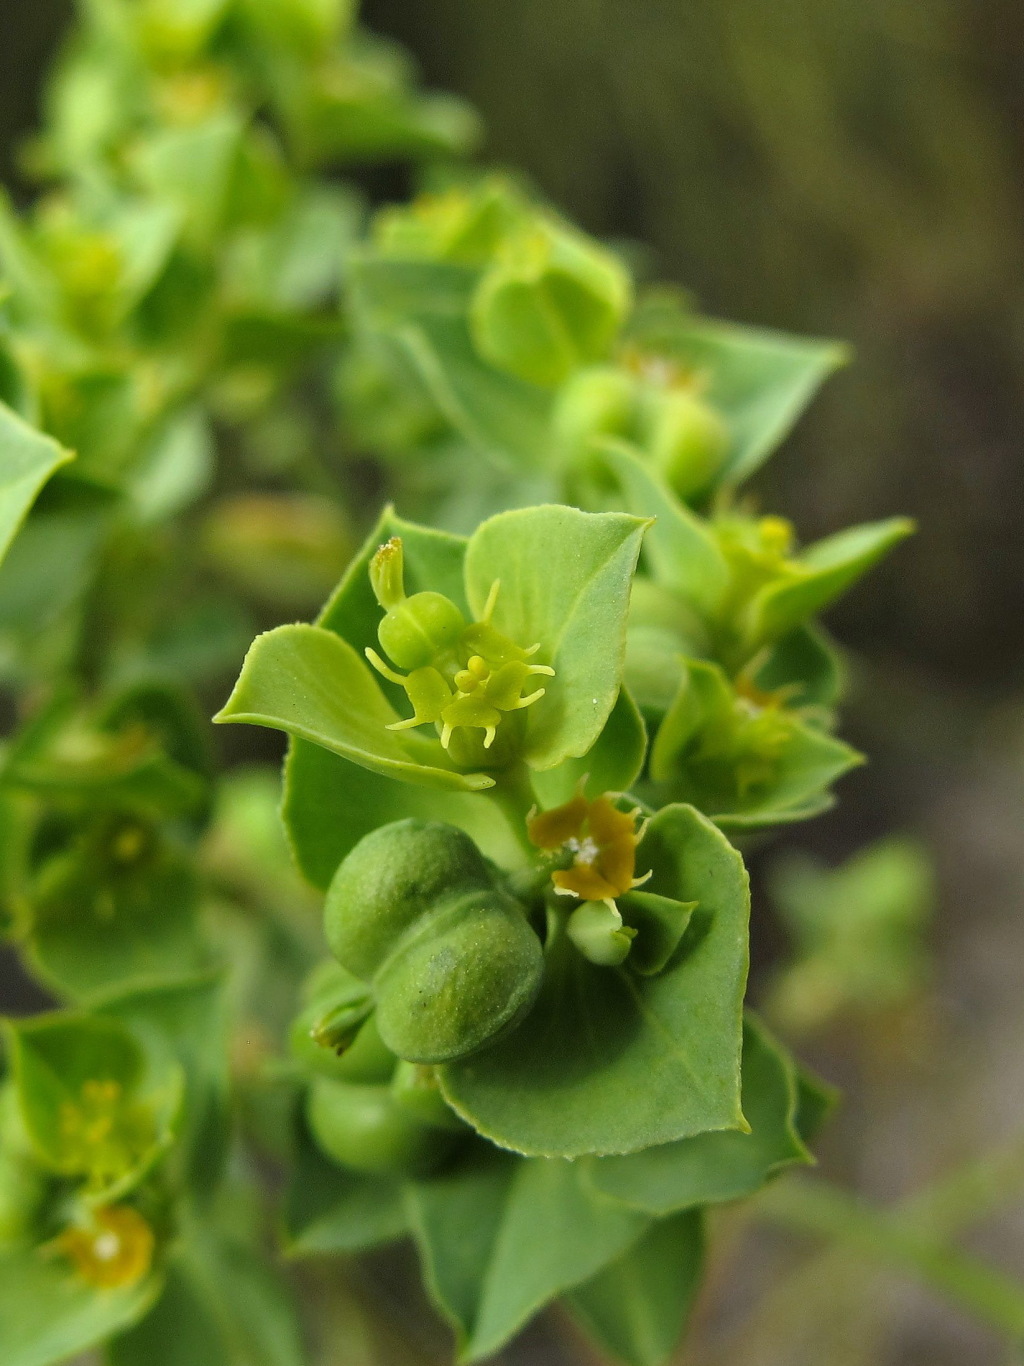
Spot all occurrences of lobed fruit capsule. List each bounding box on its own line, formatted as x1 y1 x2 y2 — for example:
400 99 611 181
325 820 544 1063
306 1077 457 1177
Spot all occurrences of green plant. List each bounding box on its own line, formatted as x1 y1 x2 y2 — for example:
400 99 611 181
2 4 1017 1366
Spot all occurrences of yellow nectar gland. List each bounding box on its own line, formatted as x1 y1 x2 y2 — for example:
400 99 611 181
55 1204 155 1289
527 789 651 907
367 573 554 753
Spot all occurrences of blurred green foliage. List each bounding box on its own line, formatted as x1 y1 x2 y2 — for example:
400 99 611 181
363 0 1024 692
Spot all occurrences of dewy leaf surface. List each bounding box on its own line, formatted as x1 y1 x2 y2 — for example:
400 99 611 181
464 505 649 771
584 1016 812 1214
565 1210 705 1366
0 401 73 566
407 1145 649 1363
214 623 493 792
440 804 749 1157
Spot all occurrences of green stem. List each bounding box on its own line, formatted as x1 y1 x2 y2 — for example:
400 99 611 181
487 761 538 861
757 1177 1024 1344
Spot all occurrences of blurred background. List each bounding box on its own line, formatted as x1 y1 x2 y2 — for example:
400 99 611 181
4 2 1024 1363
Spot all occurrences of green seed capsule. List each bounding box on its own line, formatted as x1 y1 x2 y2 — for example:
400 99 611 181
325 820 544 1064
306 1078 455 1177
369 537 467 671
643 389 730 500
391 1061 466 1132
324 819 492 979
372 887 544 1063
377 592 467 672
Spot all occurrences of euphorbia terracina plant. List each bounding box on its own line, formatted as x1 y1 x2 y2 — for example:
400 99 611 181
0 2 912 1364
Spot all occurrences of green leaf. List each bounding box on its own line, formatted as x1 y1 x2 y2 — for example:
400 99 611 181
0 402 73 567
584 1017 812 1215
2 686 208 820
398 315 553 467
284 1112 408 1255
0 486 112 642
464 506 649 772
440 804 748 1157
214 623 494 792
767 838 935 1029
793 1065 840 1147
6 1015 183 1199
110 1225 305 1366
626 307 847 486
407 1144 649 1362
27 837 206 1003
107 1264 228 1366
349 253 558 466
617 890 696 977
744 518 915 653
350 254 480 326
530 685 647 809
565 1211 705 1366
0 1245 161 1366
128 407 213 524
649 658 862 828
283 740 520 890
130 114 245 246
598 440 728 616
754 623 844 710
94 975 230 1202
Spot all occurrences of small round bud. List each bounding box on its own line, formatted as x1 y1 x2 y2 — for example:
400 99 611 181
391 1061 466 1132
552 365 638 463
377 592 467 671
306 1078 455 1177
566 902 636 967
643 389 730 500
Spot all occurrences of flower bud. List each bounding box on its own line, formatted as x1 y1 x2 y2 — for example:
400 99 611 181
290 995 396 1084
552 365 638 464
306 1077 456 1176
642 388 730 500
369 538 467 671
